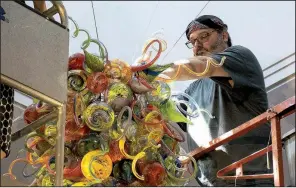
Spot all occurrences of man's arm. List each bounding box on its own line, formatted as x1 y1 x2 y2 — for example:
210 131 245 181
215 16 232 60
160 56 230 81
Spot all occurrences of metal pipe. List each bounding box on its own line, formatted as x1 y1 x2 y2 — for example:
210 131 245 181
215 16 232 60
51 1 68 28
217 145 273 180
266 73 295 93
262 52 295 72
54 105 66 186
264 61 295 79
42 6 57 18
11 110 58 142
1 74 63 107
271 116 284 186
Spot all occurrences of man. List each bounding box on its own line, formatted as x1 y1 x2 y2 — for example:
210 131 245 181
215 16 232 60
161 15 273 186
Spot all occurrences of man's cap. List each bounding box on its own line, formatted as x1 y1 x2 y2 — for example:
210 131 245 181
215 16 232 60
185 15 228 40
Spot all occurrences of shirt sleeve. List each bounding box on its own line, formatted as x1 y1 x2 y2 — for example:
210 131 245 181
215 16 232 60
210 45 265 102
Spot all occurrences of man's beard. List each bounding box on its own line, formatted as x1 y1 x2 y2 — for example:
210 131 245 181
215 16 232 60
194 35 224 56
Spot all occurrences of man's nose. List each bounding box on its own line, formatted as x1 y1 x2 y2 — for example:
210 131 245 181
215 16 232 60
193 41 202 53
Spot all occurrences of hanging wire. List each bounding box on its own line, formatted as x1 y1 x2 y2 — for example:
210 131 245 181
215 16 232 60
131 1 160 63
91 1 99 40
143 1 160 38
161 1 211 63
90 0 104 100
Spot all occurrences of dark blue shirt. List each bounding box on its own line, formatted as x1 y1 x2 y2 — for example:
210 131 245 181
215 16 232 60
184 45 273 186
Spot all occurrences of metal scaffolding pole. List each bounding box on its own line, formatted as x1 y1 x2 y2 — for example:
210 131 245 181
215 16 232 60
1 74 66 186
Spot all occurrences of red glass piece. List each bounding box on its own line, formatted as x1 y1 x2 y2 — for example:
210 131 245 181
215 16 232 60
68 53 85 70
65 120 90 142
24 104 39 124
86 72 109 94
108 140 126 163
64 160 84 181
142 162 166 186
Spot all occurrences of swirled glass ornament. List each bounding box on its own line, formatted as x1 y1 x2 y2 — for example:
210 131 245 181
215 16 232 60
162 121 185 142
63 159 84 181
109 106 132 140
35 101 54 114
159 99 192 124
23 104 39 125
131 152 166 186
146 29 167 52
65 119 90 142
41 173 73 186
142 161 167 186
171 92 214 119
83 102 115 131
67 70 87 92
131 100 164 133
131 39 162 72
76 133 110 157
25 132 54 154
86 72 109 94
24 102 53 126
104 82 133 113
41 173 55 186
68 53 85 70
128 76 154 94
144 110 164 133
104 59 132 84
113 160 134 184
160 135 181 157
145 80 171 105
124 120 138 142
108 140 125 163
44 121 57 144
162 153 198 186
81 150 113 181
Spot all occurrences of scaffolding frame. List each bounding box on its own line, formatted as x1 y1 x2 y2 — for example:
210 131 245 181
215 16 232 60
1 74 66 186
188 96 295 186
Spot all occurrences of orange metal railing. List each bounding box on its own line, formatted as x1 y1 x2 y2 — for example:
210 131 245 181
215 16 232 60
187 96 295 186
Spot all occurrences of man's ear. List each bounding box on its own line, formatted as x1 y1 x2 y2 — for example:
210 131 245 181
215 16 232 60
222 31 229 43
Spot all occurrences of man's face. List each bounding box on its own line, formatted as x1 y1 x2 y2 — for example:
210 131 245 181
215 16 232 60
189 28 226 56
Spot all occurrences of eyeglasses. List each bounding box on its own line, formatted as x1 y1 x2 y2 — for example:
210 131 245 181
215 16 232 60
185 30 216 49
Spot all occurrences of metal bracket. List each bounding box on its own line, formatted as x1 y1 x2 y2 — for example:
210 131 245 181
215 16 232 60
267 107 278 120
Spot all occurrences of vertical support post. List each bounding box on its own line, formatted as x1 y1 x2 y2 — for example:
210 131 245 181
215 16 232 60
55 104 66 186
271 116 284 186
236 164 243 176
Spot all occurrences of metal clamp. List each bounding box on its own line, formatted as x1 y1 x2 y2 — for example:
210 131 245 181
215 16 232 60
267 107 278 120
43 1 68 28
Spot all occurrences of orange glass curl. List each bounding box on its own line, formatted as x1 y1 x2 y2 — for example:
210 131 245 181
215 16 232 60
104 59 132 84
131 39 162 72
86 72 109 94
131 100 164 134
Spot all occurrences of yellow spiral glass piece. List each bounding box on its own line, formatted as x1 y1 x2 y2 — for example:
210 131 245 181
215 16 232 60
81 150 112 181
119 137 136 160
131 151 146 181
